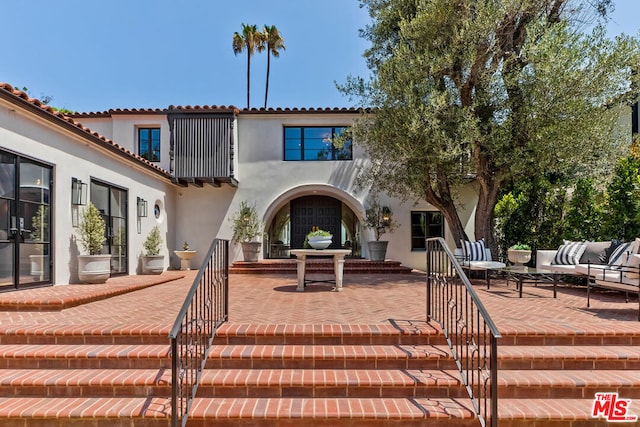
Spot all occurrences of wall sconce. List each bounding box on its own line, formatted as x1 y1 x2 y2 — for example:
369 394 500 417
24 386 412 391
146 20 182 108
71 178 87 206
382 206 391 223
137 197 148 218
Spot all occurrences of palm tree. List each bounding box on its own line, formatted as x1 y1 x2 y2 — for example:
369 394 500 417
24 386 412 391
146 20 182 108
262 25 285 108
232 23 264 109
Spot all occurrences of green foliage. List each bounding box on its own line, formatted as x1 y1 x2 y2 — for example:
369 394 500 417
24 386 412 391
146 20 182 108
143 226 163 256
494 176 567 257
602 156 640 240
509 243 531 251
78 202 106 255
563 178 604 241
340 0 639 249
365 197 399 241
307 228 332 238
230 201 262 243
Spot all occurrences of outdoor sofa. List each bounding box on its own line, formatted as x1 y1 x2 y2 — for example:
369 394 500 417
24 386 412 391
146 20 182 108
537 239 640 320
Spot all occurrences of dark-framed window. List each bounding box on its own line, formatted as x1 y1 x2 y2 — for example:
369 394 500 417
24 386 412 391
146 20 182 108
284 126 352 161
411 211 445 251
138 128 160 162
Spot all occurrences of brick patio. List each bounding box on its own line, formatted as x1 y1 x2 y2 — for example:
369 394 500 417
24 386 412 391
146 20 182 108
0 269 638 425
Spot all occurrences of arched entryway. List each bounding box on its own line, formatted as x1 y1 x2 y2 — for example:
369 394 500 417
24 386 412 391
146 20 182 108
265 193 363 259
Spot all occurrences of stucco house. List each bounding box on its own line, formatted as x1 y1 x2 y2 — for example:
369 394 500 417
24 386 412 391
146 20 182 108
0 82 637 290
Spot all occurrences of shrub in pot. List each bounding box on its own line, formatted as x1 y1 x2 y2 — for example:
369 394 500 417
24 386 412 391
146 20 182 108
365 198 399 261
142 225 165 274
507 243 532 267
77 202 111 284
230 201 263 262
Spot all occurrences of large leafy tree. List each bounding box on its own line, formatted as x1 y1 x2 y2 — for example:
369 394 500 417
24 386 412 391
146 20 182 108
262 25 285 108
233 23 265 109
341 0 640 251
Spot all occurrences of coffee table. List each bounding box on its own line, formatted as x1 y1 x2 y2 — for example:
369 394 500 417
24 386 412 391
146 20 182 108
496 266 561 298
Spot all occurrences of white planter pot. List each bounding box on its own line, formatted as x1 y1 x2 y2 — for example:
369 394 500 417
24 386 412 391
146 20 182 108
30 254 49 277
307 235 332 250
78 254 112 284
241 242 261 262
142 255 165 275
507 249 532 266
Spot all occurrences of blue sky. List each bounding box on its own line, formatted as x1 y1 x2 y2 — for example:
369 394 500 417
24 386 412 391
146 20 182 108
1 0 638 113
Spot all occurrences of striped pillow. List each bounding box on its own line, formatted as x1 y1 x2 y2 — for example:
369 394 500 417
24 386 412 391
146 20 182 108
553 241 586 265
462 239 486 262
608 242 633 267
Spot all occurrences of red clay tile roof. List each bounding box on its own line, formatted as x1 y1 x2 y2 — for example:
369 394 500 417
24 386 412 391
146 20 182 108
0 83 171 179
70 105 366 117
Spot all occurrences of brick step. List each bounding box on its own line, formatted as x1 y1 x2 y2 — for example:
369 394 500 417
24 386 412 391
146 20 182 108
230 260 413 275
0 367 468 399
0 344 170 369
499 370 640 399
498 398 638 426
499 332 640 346
214 322 444 345
497 345 640 370
0 325 170 345
0 396 171 427
0 369 172 397
194 368 465 398
186 397 477 427
205 344 455 370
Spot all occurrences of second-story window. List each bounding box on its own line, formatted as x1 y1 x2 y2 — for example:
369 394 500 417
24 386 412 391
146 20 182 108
284 126 352 161
138 128 160 162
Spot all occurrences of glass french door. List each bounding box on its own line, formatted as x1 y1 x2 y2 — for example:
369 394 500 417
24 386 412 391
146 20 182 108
0 152 52 291
90 181 128 275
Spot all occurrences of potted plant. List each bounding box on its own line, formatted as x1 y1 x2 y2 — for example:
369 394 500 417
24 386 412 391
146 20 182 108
77 202 111 284
230 201 262 262
174 241 197 271
364 198 399 261
141 225 165 274
507 243 532 267
305 227 332 249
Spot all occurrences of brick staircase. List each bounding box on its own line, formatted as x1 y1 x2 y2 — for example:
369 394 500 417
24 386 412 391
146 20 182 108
0 282 639 425
230 258 413 274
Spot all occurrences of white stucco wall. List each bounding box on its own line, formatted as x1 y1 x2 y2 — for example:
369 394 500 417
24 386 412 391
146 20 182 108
76 114 171 173
0 99 177 284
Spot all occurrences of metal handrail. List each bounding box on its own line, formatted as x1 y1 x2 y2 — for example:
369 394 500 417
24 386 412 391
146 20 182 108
169 238 229 427
426 237 501 427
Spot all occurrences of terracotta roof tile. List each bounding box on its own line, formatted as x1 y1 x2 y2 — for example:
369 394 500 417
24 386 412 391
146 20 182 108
0 83 171 178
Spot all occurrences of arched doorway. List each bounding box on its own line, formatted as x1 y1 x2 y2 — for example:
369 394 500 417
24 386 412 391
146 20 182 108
266 194 362 259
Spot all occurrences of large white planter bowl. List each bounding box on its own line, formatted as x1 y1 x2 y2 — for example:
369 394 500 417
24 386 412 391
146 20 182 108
142 255 165 275
308 235 332 250
507 249 532 266
78 254 112 284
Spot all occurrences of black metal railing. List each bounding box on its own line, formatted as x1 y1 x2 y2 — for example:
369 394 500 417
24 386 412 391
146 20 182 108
169 238 229 427
426 237 500 427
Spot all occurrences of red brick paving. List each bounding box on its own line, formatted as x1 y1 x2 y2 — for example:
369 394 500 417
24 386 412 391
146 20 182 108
0 270 639 425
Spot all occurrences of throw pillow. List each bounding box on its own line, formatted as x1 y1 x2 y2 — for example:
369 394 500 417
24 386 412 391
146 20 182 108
553 241 586 265
579 241 611 265
599 240 622 264
608 241 633 267
461 239 486 261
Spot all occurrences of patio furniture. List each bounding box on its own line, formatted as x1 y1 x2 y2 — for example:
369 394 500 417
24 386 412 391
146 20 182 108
454 245 506 287
586 255 640 321
498 266 562 298
290 249 351 292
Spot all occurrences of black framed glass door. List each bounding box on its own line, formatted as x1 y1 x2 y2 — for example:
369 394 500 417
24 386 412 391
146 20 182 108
0 152 52 291
90 181 127 275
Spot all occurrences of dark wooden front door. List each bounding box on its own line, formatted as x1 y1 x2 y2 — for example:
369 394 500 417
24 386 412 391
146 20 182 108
290 196 342 249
